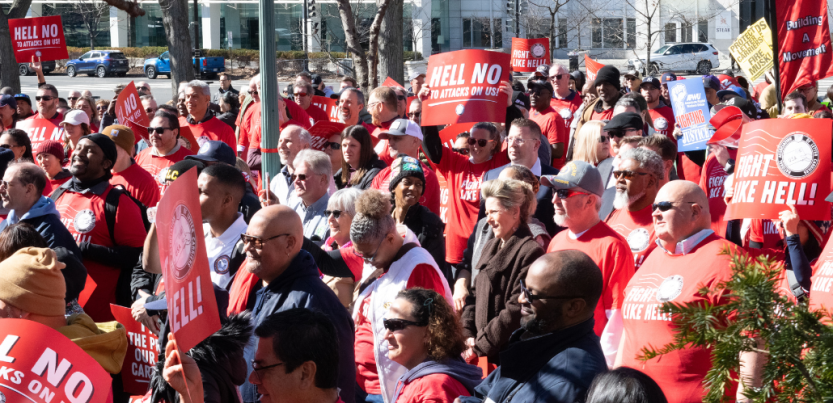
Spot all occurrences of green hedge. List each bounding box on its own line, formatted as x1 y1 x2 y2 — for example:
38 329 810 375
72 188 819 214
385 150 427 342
63 47 422 62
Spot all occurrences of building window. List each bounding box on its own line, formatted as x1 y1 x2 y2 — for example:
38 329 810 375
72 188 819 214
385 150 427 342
665 22 677 43
698 21 708 42
627 18 636 48
592 18 624 48
558 18 567 48
463 18 501 49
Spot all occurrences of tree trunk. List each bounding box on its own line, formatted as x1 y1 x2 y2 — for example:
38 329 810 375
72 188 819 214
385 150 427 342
160 0 194 102
366 0 390 89
549 12 556 56
0 0 34 93
378 0 403 85
90 33 96 50
334 0 370 92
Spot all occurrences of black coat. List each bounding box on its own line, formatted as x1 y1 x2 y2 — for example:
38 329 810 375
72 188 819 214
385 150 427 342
400 203 447 278
478 163 559 236
334 155 387 190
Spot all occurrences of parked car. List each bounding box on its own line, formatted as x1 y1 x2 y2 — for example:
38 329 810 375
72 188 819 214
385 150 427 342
65 50 130 78
143 50 225 79
18 61 55 76
628 43 720 76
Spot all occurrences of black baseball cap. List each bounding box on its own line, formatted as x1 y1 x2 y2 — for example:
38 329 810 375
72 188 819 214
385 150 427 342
604 112 644 132
639 76 661 90
512 91 530 110
186 140 237 166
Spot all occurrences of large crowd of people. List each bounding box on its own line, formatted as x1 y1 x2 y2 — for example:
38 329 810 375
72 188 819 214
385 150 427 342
1 59 830 403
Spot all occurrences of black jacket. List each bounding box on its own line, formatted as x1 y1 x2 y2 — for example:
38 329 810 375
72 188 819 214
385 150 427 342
53 247 87 303
240 250 356 403
217 110 238 131
400 203 447 278
478 163 559 236
459 319 606 403
334 154 387 190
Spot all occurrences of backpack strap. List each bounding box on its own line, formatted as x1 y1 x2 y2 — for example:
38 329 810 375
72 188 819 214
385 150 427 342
104 187 123 246
49 186 67 202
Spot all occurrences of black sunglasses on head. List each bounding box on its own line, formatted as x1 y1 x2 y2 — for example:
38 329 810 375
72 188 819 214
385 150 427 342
383 318 426 332
324 210 343 219
652 201 696 212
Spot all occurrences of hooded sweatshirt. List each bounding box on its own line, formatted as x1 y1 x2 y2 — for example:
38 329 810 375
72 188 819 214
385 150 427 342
391 358 482 403
0 196 82 257
58 313 128 374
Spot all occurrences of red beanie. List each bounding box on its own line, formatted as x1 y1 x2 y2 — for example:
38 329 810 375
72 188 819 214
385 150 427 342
34 140 65 161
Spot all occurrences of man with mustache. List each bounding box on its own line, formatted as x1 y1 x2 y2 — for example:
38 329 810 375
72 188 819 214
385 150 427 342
52 134 147 322
604 148 664 270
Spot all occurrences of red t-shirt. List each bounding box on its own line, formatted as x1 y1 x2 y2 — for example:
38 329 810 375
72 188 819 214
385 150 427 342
747 219 783 249
620 233 738 402
393 373 472 403
372 119 397 162
188 116 236 151
135 146 195 194
55 186 148 321
370 161 441 216
699 154 729 238
27 111 64 126
110 162 161 208
48 175 72 192
305 104 330 124
428 148 510 263
529 106 568 169
549 90 583 129
436 171 450 224
647 106 677 141
606 205 658 270
590 104 615 121
546 221 635 335
354 263 446 394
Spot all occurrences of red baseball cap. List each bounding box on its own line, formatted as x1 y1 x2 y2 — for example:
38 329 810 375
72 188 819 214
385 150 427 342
717 74 739 90
707 106 745 148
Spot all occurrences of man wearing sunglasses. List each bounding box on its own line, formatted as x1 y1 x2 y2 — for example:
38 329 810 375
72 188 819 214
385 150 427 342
457 251 606 403
392 86 409 119
548 64 583 131
639 76 676 139
136 110 195 193
617 180 739 402
527 80 567 169
29 84 63 126
541 160 635 364
605 148 663 270
237 205 356 403
67 90 82 109
289 150 332 246
293 80 329 124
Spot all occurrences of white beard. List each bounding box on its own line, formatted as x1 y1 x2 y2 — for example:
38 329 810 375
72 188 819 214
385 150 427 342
613 188 645 210
554 212 568 227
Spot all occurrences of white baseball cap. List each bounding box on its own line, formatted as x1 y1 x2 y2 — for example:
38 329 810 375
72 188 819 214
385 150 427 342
378 118 423 141
60 110 90 127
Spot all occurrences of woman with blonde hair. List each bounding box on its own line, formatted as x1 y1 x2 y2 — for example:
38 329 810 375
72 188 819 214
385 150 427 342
571 120 615 185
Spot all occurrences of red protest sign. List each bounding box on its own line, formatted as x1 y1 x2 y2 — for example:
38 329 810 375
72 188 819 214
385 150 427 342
111 305 160 395
0 318 111 403
308 120 347 151
383 77 404 88
585 54 604 81
16 118 63 151
777 0 833 98
156 167 221 352
725 119 831 221
511 38 550 72
116 81 150 139
312 95 340 122
439 122 476 148
8 16 69 63
423 49 510 127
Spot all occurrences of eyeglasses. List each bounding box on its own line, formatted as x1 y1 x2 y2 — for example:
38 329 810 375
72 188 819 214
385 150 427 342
251 90 259 96
148 127 170 134
507 137 536 146
613 170 650 179
324 210 343 219
240 233 290 249
35 96 54 101
96 106 107 110
452 147 470 155
652 201 696 212
548 74 564 80
555 189 589 199
138 86 150 91
0 144 11 149
68 96 79 101
408 112 421 119
324 142 341 150
599 135 609 143
383 318 426 332
520 279 584 301
293 92 308 98
251 361 285 382
367 101 381 109
396 95 407 101
293 174 311 182
467 138 494 147
356 237 385 263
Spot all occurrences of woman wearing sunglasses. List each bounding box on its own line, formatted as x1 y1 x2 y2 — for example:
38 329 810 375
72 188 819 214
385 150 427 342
385 288 482 403
461 178 545 369
335 125 386 190
350 189 452 403
571 121 615 186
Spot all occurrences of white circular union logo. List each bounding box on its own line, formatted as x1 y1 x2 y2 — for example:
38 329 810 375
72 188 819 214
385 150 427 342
214 255 230 275
197 135 211 147
559 108 572 120
455 104 465 116
156 167 169 185
530 43 546 58
0 390 6 403
656 275 684 303
776 133 820 179
73 209 96 234
654 117 668 130
170 204 197 280
626 228 651 252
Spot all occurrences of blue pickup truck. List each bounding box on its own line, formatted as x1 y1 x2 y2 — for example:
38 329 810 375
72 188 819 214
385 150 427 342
143 51 225 79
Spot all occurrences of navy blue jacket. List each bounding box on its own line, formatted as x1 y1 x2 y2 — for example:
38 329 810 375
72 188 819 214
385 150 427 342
460 319 606 403
241 250 356 403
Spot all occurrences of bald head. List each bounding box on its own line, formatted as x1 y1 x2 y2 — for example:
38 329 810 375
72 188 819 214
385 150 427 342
243 205 304 284
253 205 304 244
653 180 711 247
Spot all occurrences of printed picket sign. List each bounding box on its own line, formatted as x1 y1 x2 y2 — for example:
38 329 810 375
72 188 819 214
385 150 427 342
0 318 111 403
510 38 550 72
16 118 63 151
422 49 510 127
776 0 833 98
725 119 831 220
115 81 150 142
308 120 347 151
111 305 160 395
585 54 604 81
312 95 340 123
667 80 711 151
728 18 773 82
156 167 221 352
8 16 68 63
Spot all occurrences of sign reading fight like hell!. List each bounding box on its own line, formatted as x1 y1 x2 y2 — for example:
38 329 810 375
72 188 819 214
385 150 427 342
8 16 69 63
156 167 221 352
666 79 710 152
116 81 150 142
0 318 111 403
312 95 340 122
16 118 63 151
111 305 160 395
422 49 509 127
725 119 831 221
510 38 550 72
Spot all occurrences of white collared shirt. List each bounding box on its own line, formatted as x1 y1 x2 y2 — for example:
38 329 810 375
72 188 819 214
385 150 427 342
511 158 542 176
204 213 248 289
656 229 714 255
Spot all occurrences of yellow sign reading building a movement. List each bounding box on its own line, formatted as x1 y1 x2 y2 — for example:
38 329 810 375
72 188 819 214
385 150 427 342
729 18 774 81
